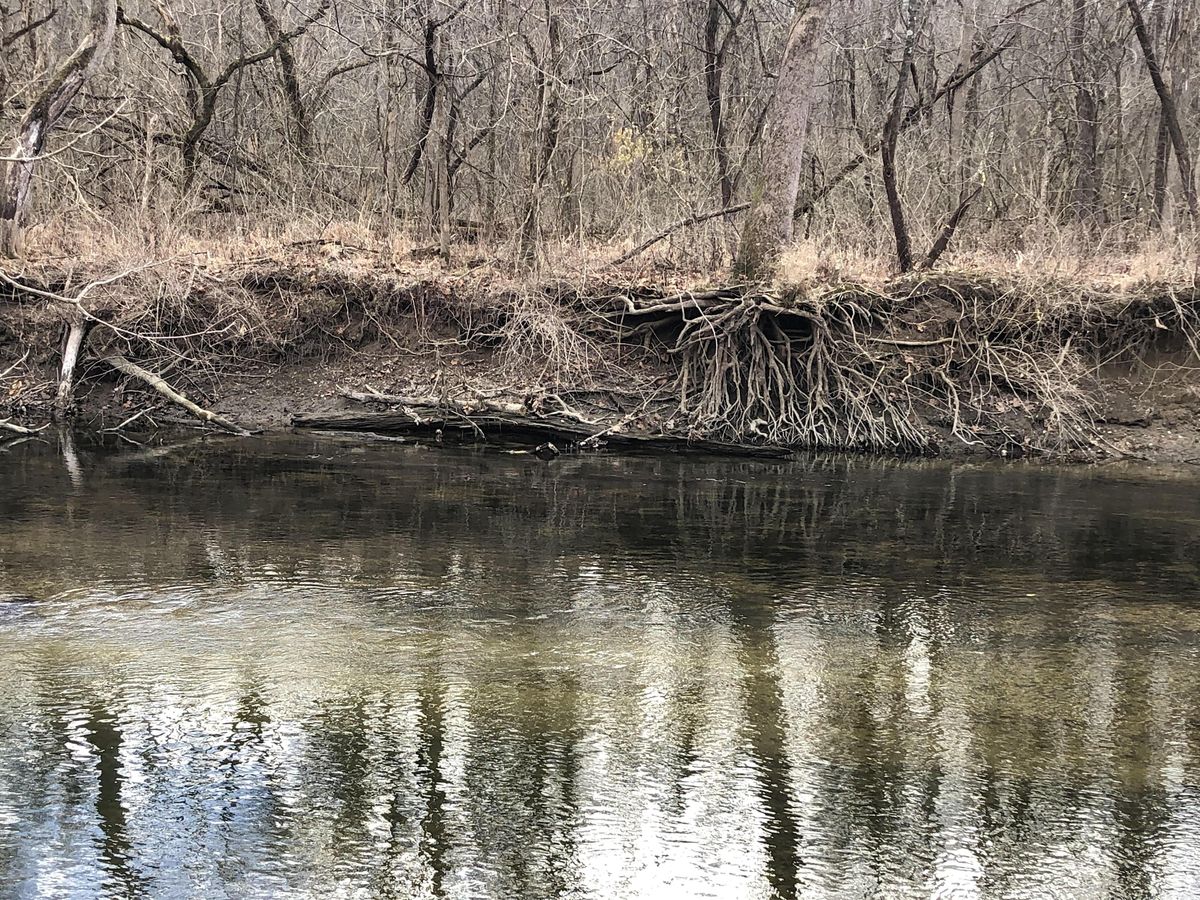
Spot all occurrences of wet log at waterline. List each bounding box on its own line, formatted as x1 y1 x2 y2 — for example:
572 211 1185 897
291 402 791 459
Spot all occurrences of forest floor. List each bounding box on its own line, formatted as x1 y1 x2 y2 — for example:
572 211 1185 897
2 238 1199 463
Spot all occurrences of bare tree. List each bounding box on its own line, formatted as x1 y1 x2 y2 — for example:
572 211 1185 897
519 7 562 264
0 0 114 257
1 0 1191 270
880 0 921 272
253 0 312 157
733 0 826 280
703 0 748 207
1070 0 1100 226
0 6 57 118
118 0 330 190
1125 0 1198 221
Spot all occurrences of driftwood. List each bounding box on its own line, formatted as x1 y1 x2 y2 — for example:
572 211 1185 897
104 354 248 435
0 434 39 451
0 418 48 435
295 390 791 459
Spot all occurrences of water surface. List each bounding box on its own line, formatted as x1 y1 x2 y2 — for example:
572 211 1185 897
1 433 1199 899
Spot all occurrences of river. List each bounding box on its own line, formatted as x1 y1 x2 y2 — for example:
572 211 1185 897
1 433 1199 899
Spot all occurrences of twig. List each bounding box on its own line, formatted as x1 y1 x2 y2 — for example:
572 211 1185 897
102 406 158 433
0 103 130 163
0 353 28 380
867 336 954 347
917 186 983 271
608 204 749 267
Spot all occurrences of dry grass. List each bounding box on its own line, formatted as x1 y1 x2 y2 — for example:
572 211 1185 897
775 232 1199 292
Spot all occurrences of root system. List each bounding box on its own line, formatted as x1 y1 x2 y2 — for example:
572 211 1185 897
2 254 1198 458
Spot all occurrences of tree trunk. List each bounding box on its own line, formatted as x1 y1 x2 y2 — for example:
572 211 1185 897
253 0 312 157
54 316 90 417
118 0 329 193
1070 0 1100 227
104 354 247 434
704 0 742 208
1126 0 1199 221
881 1 919 273
402 17 441 186
1 9 58 119
1152 108 1172 226
519 16 562 264
947 0 978 192
429 89 451 263
0 0 117 257
733 1 826 281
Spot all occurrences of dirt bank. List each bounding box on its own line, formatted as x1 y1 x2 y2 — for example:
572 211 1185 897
2 252 1198 463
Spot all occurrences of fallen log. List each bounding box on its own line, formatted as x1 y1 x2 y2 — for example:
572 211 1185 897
292 406 792 459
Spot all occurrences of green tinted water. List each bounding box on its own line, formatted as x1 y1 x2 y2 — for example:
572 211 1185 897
1 434 1199 899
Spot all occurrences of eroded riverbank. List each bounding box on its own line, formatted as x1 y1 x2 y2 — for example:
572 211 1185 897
3 255 1199 461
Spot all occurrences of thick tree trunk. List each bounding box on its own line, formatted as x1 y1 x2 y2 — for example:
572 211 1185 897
0 0 117 257
1126 0 1199 221
733 1 826 281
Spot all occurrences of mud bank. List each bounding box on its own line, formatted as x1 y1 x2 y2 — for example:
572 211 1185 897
2 256 1198 462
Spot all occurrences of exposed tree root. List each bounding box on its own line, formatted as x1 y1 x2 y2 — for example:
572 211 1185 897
4 257 1198 457
590 274 1199 454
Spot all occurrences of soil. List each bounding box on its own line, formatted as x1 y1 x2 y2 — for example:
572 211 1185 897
3 259 1199 464
1091 352 1200 464
2 334 1195 465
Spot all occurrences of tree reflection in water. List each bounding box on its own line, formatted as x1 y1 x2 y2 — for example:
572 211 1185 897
0 435 1198 898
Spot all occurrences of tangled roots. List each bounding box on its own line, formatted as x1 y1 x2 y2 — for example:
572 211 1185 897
602 275 1198 453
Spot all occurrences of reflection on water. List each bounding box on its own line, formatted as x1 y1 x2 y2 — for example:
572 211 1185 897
1 433 1199 899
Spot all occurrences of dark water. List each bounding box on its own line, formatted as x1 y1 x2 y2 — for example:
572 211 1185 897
1 432 1199 899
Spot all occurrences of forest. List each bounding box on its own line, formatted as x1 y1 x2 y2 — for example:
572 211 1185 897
1 0 1198 457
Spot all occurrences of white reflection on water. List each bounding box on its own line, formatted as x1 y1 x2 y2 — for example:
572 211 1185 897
6 577 1196 899
1 437 1199 898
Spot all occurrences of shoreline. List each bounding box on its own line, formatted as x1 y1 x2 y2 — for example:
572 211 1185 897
3 255 1199 464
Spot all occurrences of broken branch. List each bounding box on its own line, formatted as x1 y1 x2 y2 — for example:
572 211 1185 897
104 354 248 434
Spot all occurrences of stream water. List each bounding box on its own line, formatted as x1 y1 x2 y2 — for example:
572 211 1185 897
1 433 1199 899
